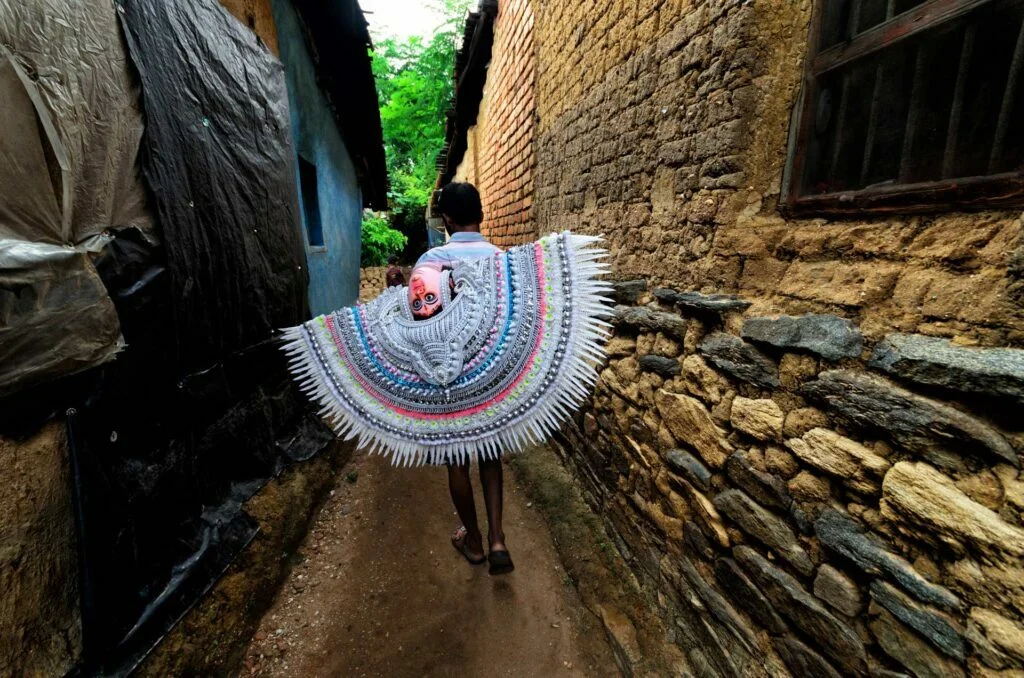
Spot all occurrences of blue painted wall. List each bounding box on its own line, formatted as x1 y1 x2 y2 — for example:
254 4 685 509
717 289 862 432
271 0 363 315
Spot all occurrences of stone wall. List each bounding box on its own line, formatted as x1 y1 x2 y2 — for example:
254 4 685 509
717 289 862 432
531 0 1023 345
359 266 387 301
461 0 1024 676
552 283 1024 676
454 0 537 247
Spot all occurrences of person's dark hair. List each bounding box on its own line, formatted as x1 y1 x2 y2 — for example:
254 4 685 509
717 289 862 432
387 255 399 265
436 182 483 231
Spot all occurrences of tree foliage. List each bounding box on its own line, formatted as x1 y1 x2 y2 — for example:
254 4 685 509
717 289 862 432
362 0 472 261
360 211 408 266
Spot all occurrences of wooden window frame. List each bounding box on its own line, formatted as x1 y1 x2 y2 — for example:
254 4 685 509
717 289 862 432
781 0 1024 218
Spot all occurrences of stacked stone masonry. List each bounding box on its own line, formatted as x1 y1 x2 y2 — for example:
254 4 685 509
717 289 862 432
454 0 537 247
359 266 388 301
358 265 410 302
550 284 1024 677
454 0 1024 675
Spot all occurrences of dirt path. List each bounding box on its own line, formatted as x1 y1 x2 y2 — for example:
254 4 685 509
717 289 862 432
240 451 619 677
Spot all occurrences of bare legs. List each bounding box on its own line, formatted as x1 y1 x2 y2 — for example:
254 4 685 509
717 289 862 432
479 458 506 552
447 459 506 559
448 463 484 561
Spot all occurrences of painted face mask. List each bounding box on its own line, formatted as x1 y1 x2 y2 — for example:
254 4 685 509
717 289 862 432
408 266 445 319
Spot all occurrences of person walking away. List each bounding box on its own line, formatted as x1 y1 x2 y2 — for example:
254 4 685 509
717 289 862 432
412 182 513 575
385 255 405 287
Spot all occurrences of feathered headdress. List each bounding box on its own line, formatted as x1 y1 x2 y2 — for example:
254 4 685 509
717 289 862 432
281 232 613 465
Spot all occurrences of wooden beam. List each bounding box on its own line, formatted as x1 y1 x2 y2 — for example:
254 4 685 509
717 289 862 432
813 0 993 75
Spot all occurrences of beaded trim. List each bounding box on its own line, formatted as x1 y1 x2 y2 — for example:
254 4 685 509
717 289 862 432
280 232 613 465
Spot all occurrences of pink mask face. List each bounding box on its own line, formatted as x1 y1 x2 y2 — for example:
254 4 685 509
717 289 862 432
408 266 444 319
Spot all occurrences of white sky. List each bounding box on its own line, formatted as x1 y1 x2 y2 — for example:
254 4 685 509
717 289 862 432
360 0 465 40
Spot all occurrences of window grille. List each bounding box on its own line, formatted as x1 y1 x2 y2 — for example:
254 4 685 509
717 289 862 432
783 0 1024 215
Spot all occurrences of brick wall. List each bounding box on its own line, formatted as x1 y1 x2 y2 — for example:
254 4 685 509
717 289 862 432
464 1 1024 676
454 0 536 248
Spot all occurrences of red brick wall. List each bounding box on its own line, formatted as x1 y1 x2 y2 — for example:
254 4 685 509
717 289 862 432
455 0 536 248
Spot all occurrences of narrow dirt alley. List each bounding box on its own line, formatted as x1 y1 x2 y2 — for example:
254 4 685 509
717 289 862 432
240 450 619 677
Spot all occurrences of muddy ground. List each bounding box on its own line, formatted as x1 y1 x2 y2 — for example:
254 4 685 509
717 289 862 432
240 450 620 677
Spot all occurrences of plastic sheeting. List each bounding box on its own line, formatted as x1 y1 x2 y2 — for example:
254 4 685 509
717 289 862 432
0 1 154 396
52 1 326 674
2 0 336 674
119 0 309 372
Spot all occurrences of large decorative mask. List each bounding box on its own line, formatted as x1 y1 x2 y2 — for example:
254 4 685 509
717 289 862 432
407 265 447 319
281 232 612 465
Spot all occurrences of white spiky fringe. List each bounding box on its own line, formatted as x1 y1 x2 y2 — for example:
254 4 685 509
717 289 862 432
280 232 614 466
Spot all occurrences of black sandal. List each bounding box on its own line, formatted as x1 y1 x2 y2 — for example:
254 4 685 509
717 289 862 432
488 549 515 575
452 526 486 565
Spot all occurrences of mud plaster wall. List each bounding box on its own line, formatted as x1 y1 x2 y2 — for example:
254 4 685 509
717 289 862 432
0 423 81 678
453 0 537 248
469 0 1024 676
219 0 280 55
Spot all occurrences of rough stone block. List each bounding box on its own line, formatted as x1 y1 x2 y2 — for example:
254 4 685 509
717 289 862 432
730 397 784 441
814 564 862 617
870 333 1024 405
655 390 732 468
679 481 730 548
869 606 966 678
679 557 758 655
783 407 830 438
734 546 867 675
653 288 751 314
698 332 780 388
969 608 1024 666
725 449 791 510
610 279 649 305
664 449 711 491
785 428 890 496
787 471 831 503
803 370 1018 468
742 314 863 361
714 490 813 576
638 354 681 378
613 305 688 339
869 580 965 659
881 461 1024 560
685 521 716 560
680 354 726 405
714 557 788 634
814 508 961 610
773 636 843 678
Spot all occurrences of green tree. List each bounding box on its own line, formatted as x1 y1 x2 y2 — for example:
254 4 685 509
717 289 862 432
360 211 407 266
365 0 472 260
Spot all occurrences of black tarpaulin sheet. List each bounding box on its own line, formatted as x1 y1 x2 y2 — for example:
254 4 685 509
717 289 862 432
0 1 154 396
118 0 309 373
47 1 325 674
